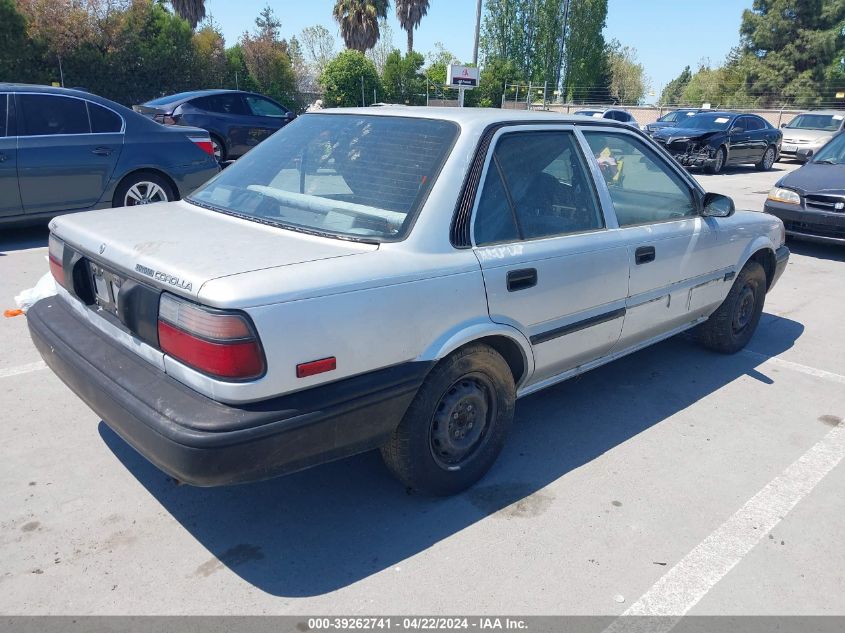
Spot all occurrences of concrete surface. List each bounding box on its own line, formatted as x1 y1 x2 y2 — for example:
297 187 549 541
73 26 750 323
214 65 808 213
1 160 843 616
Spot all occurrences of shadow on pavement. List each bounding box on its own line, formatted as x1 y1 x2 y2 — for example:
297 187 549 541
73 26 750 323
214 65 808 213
785 238 845 263
0 225 49 254
100 313 804 597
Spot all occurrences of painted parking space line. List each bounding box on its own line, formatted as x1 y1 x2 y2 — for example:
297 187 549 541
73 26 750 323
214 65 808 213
604 420 845 632
0 361 47 379
742 349 845 385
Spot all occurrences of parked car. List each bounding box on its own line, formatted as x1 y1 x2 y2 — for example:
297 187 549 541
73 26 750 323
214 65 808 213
779 110 845 162
28 108 788 495
642 108 706 135
134 89 296 161
574 108 638 126
765 131 845 244
652 111 782 174
0 85 219 228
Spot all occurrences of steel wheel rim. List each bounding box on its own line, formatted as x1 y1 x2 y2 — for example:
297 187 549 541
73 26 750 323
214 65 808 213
124 181 168 206
732 284 756 333
429 373 496 470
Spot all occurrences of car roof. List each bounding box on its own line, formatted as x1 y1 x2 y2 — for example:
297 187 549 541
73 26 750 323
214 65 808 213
316 106 639 136
794 109 845 116
144 89 242 105
0 83 136 115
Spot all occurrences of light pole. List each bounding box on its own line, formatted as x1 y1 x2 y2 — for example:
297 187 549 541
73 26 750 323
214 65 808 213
473 0 482 66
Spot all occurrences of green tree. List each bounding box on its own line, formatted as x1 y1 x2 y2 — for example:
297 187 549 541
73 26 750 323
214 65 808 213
366 17 395 74
300 24 336 78
192 21 227 88
382 49 425 104
738 0 845 107
239 5 299 109
320 49 382 107
562 0 609 101
333 0 390 53
606 39 647 104
170 0 206 29
396 0 429 54
0 0 49 83
661 66 692 105
477 56 520 107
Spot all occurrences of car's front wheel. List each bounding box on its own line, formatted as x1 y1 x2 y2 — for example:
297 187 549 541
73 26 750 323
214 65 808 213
113 172 174 208
704 146 726 174
381 344 516 496
693 260 767 354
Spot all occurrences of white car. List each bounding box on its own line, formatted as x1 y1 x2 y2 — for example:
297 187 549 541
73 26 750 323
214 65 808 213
29 107 789 495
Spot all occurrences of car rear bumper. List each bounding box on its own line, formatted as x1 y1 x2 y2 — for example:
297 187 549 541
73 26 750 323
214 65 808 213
764 201 845 245
28 296 430 486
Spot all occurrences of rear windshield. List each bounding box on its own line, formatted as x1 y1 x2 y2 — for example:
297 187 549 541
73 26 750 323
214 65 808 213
676 113 733 130
785 114 843 131
188 114 458 242
145 92 203 106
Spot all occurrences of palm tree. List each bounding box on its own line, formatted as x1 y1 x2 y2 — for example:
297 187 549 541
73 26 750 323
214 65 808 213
170 0 206 29
396 0 429 54
333 0 390 53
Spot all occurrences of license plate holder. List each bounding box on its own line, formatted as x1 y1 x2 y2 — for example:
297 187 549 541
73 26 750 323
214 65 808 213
88 261 124 317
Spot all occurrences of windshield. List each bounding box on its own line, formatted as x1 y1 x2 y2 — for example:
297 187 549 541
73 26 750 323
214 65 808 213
675 113 734 130
810 132 845 164
188 114 458 241
658 110 695 123
785 113 843 131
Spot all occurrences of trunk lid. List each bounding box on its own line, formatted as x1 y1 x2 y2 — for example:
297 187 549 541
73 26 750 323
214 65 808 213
51 200 377 300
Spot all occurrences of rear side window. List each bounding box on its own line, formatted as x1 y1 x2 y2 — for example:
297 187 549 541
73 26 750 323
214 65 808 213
743 117 764 131
0 94 7 137
245 95 288 117
474 131 605 246
88 102 122 133
19 94 90 136
192 94 249 115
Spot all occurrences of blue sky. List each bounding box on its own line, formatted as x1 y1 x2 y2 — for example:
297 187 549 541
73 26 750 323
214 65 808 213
205 0 753 96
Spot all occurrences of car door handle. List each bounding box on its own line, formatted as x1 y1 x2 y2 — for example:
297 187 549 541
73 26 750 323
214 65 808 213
92 147 113 156
507 268 538 292
635 246 656 265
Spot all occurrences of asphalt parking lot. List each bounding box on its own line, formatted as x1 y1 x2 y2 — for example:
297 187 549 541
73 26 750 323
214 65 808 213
1 160 843 617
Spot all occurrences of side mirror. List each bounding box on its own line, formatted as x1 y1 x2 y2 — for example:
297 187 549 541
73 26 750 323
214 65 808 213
284 111 296 121
780 123 787 128
701 192 735 218
730 126 744 135
796 148 813 162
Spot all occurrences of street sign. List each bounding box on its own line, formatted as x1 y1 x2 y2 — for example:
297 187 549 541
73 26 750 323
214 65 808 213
447 64 478 89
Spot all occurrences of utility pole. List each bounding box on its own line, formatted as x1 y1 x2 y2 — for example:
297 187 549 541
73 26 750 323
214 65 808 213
473 0 482 66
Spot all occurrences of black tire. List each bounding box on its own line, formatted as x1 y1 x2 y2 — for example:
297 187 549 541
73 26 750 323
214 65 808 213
210 134 226 162
693 260 767 354
704 146 726 174
380 344 516 496
113 172 175 208
756 145 776 171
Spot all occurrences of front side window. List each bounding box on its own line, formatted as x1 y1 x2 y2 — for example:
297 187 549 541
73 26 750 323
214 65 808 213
583 131 697 226
189 114 457 241
473 131 604 246
19 94 89 136
245 95 287 117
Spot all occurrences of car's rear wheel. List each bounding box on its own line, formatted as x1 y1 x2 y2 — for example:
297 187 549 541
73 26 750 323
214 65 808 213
704 146 726 174
114 172 174 208
692 260 767 354
756 145 776 171
380 344 516 496
210 135 226 162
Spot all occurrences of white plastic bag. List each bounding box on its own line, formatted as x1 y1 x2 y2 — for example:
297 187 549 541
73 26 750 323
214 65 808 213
14 271 57 313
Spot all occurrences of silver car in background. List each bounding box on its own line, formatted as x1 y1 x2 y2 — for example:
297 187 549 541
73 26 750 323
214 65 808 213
28 107 789 496
780 110 845 161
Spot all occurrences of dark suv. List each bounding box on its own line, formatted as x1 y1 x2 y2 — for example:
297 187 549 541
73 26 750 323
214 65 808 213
134 90 296 161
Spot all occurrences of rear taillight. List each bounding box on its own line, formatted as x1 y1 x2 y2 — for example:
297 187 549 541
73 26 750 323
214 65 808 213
157 293 265 380
190 137 215 157
48 234 65 287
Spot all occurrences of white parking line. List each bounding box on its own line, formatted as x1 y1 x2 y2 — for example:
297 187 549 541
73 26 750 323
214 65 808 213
604 420 845 632
742 349 845 385
0 361 47 379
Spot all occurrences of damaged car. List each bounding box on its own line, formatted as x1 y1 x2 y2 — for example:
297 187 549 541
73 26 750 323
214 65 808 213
652 111 782 174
